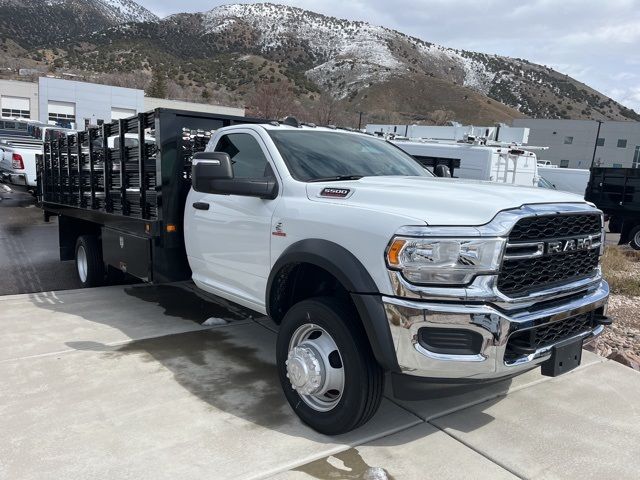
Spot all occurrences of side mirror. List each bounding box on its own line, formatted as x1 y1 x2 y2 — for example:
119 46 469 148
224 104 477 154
192 151 278 200
434 164 452 178
192 152 233 193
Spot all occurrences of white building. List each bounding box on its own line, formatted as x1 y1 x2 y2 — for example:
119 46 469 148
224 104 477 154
0 77 244 129
512 118 640 169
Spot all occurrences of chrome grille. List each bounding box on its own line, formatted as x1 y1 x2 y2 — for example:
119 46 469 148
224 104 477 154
498 214 602 297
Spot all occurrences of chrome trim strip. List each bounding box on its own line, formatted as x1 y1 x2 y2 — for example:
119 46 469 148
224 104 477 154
414 344 486 363
503 241 545 260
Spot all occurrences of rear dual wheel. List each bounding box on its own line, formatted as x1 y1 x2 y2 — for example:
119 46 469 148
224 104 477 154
75 235 105 288
276 297 384 435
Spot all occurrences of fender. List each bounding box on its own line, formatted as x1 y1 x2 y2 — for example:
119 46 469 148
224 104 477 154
267 239 400 372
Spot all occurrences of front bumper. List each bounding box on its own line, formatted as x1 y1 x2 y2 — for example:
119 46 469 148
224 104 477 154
384 280 609 380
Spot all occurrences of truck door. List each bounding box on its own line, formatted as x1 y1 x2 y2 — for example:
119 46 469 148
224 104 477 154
187 130 280 311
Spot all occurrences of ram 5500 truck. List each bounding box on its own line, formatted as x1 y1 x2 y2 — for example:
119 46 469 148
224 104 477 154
39 109 610 435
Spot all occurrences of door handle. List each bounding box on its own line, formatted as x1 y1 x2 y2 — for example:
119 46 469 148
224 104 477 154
192 201 210 210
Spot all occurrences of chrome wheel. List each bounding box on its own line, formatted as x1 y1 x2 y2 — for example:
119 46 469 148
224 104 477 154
77 245 88 283
634 230 640 247
286 323 345 412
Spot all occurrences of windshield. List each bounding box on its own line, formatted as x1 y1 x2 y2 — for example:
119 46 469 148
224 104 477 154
268 130 431 182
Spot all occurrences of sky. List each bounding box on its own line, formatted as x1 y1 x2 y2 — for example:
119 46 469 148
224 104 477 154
136 0 640 112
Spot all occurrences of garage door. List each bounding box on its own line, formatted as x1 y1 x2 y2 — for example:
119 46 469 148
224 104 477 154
48 101 76 127
1 96 31 119
111 107 136 120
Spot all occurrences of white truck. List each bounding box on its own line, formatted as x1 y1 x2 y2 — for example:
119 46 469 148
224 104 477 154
0 121 74 191
40 109 611 435
538 165 591 197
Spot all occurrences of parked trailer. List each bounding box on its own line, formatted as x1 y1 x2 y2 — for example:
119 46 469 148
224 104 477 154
37 108 262 283
585 167 640 249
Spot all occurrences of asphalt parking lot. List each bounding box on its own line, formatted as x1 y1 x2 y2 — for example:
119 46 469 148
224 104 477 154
0 187 81 295
1 190 639 479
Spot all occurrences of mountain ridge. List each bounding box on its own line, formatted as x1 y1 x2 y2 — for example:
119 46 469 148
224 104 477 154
1 1 638 125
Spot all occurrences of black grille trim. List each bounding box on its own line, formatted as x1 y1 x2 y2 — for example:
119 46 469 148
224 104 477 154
505 312 595 360
498 249 600 297
498 214 602 297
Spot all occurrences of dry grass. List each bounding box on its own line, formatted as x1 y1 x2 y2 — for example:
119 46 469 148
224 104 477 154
601 246 640 296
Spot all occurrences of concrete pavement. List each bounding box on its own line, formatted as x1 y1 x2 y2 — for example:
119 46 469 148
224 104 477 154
1 283 639 479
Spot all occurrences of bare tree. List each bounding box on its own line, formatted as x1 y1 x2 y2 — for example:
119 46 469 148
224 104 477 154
246 82 296 120
311 92 339 125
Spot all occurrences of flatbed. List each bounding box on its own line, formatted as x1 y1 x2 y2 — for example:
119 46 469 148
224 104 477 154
38 108 262 282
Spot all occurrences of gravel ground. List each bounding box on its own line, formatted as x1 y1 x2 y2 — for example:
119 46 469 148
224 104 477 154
594 294 640 358
593 244 640 367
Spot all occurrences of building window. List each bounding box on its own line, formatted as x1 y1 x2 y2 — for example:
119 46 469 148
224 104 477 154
563 136 573 144
596 138 605 146
613 163 623 168
1 108 30 119
48 112 75 127
617 139 627 148
633 146 640 169
560 160 570 168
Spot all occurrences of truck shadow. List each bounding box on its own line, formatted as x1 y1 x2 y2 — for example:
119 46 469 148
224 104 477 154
39 283 512 444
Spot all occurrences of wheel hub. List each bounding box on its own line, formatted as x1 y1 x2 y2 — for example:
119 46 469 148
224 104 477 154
286 344 324 395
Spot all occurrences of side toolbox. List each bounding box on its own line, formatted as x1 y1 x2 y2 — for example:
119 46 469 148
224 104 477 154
102 227 152 281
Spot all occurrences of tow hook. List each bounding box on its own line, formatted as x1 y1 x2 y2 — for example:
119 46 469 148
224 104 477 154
594 314 612 326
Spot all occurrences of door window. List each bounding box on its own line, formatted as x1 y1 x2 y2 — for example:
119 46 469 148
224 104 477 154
214 133 273 178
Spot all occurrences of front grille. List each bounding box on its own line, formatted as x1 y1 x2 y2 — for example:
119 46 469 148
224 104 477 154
505 312 595 360
498 249 600 296
498 214 601 297
508 214 601 242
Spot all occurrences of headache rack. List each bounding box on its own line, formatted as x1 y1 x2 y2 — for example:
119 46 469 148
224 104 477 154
37 108 263 283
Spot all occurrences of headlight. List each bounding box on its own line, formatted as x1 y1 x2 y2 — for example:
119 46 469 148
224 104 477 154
386 236 505 285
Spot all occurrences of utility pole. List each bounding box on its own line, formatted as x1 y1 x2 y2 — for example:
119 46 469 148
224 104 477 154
357 111 364 130
590 120 603 169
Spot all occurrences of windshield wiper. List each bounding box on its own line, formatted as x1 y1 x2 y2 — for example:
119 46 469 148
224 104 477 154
308 175 364 183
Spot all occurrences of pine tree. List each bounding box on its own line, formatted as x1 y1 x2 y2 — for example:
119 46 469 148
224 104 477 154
146 68 167 98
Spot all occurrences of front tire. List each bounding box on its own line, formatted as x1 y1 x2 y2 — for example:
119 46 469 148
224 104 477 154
276 297 384 435
629 225 640 250
75 235 105 287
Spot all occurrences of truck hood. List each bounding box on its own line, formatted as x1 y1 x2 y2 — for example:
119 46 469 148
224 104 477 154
306 176 588 226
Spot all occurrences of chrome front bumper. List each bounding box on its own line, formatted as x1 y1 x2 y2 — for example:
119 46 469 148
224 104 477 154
384 280 609 380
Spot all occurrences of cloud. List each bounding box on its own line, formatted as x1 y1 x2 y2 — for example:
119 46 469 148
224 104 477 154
135 0 640 112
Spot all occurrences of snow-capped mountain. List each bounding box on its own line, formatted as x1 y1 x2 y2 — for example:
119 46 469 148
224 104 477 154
1 1 637 123
0 0 157 47
80 0 158 23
